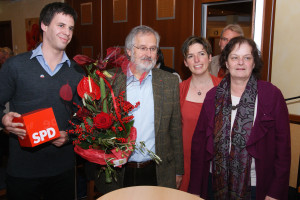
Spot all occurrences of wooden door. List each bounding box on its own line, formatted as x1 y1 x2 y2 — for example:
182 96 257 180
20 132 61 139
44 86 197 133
0 21 12 50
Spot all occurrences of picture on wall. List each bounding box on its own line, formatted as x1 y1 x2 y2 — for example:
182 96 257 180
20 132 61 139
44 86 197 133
25 18 41 51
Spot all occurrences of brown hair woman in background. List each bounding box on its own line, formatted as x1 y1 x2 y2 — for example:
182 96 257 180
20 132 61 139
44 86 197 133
179 36 221 192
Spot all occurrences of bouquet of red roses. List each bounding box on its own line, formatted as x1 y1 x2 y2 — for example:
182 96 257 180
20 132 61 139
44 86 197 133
62 47 161 183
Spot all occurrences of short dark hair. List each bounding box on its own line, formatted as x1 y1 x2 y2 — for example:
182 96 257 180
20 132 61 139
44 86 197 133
156 48 165 66
39 2 78 35
219 36 263 79
181 36 212 59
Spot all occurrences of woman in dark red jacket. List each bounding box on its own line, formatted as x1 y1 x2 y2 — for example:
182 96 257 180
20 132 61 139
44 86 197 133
188 37 291 200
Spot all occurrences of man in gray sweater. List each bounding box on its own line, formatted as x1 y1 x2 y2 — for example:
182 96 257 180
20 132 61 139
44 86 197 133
0 2 84 200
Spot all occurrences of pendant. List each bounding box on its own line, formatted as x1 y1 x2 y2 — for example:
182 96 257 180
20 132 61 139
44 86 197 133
232 104 239 110
197 91 201 95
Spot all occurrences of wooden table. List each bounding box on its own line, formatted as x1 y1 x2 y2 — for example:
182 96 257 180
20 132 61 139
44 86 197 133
97 186 203 200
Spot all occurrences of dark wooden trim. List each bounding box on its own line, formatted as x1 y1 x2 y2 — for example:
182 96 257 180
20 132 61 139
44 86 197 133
201 0 225 3
261 0 276 82
0 20 13 50
0 189 6 197
289 114 300 124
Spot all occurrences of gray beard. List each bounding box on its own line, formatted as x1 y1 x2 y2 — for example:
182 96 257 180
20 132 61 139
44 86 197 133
135 62 155 74
130 55 156 74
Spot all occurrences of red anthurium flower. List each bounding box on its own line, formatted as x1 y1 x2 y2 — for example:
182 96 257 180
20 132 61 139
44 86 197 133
59 83 73 101
77 77 101 100
112 54 127 66
111 54 133 75
73 55 96 66
95 60 108 69
105 47 121 60
95 47 122 69
93 112 113 129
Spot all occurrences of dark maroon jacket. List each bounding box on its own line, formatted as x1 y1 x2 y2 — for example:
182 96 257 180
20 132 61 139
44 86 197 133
188 80 291 200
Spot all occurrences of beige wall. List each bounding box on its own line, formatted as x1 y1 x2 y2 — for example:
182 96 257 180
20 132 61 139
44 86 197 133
272 0 300 115
272 1 300 188
0 0 63 54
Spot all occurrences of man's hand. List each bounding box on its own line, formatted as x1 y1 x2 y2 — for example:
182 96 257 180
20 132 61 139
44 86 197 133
176 175 183 189
52 131 69 147
2 112 26 139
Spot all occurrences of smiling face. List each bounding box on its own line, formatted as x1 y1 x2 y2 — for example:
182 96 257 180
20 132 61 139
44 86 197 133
226 43 255 81
126 32 158 77
184 43 211 76
41 13 74 52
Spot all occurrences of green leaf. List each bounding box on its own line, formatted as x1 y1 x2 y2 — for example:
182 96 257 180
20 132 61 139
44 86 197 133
86 136 92 143
86 117 94 127
78 142 90 149
124 120 134 137
80 122 86 131
105 166 112 183
100 78 108 113
86 103 96 113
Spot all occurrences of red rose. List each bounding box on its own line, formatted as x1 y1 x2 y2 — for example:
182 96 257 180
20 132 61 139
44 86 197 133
93 112 113 129
77 77 101 100
73 55 96 66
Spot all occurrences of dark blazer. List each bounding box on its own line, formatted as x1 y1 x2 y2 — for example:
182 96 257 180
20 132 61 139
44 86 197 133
95 68 184 194
188 80 291 200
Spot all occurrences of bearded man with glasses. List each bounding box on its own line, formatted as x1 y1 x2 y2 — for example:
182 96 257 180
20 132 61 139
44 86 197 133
95 25 184 194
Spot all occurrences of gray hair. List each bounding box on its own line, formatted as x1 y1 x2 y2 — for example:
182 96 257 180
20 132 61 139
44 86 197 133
221 24 244 37
125 25 160 53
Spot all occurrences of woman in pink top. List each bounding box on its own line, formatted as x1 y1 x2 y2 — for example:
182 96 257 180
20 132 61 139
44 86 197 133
179 36 221 192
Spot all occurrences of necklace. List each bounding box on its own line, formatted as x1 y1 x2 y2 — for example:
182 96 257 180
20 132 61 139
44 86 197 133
191 79 205 96
192 82 201 95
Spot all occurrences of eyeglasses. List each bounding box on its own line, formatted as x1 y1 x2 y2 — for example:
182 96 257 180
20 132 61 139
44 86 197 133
133 45 158 53
220 37 229 42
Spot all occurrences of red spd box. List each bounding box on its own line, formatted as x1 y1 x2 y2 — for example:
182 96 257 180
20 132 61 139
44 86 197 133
13 107 60 147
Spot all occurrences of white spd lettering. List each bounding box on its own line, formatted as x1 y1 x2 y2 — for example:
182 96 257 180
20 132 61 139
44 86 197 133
32 128 56 144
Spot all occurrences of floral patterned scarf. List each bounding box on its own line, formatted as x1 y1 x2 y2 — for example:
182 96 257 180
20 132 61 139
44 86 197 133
212 74 257 200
